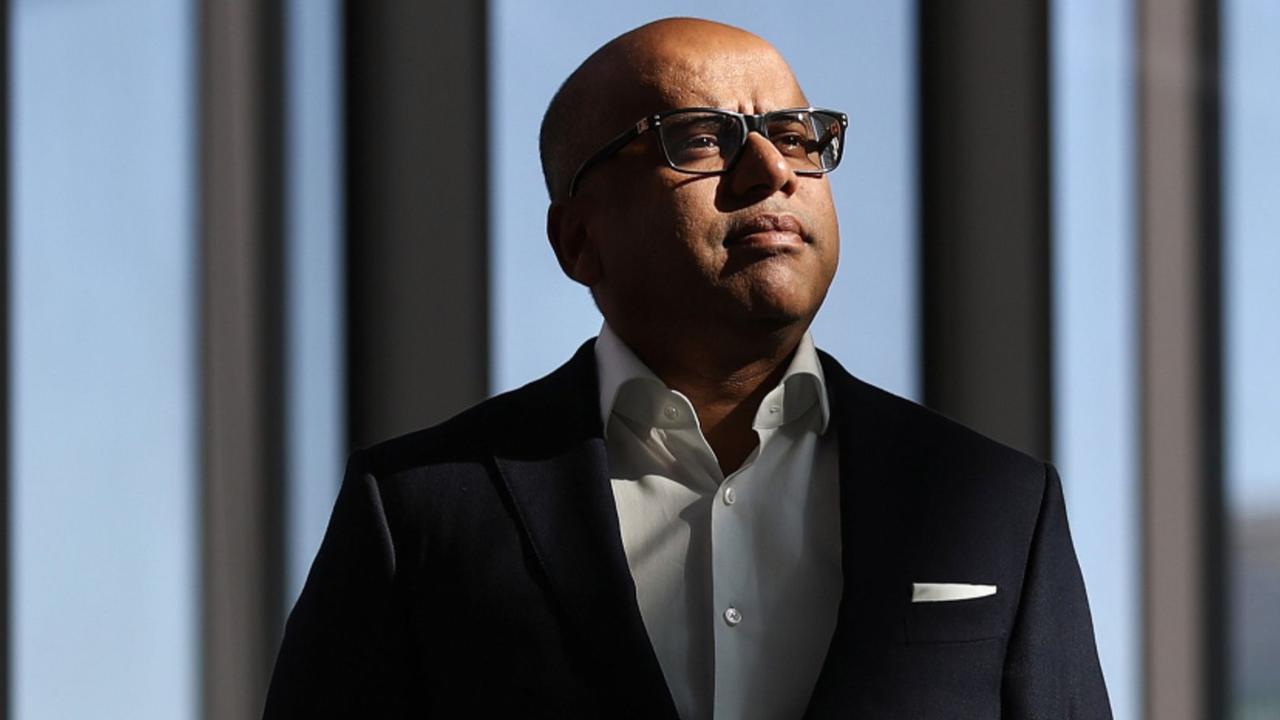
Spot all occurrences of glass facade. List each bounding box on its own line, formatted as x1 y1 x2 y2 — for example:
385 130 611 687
1050 1 1140 717
9 0 198 717
283 0 345 608
1223 2 1280 717
2 3 1275 716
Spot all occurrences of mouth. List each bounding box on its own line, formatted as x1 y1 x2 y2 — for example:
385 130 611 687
724 213 808 253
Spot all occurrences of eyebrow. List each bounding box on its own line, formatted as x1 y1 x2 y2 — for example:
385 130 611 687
662 113 732 126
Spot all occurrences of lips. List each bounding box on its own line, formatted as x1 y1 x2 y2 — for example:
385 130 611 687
724 213 807 252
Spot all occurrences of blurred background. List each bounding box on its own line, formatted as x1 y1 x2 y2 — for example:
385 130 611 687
1 0 1275 718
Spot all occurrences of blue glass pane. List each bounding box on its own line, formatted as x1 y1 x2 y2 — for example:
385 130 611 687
1224 2 1280 717
1050 1 1140 717
10 0 197 718
283 0 345 609
489 2 918 400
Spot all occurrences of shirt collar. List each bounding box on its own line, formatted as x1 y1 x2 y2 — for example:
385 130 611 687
594 323 831 436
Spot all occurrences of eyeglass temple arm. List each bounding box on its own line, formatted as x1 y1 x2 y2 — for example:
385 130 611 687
567 118 653 196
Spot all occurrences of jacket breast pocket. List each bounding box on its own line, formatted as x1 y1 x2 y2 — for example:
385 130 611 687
903 593 1007 644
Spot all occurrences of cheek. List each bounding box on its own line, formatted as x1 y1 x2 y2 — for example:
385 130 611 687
806 186 841 261
823 198 840 269
665 197 705 246
667 182 731 251
591 194 686 291
636 184 724 264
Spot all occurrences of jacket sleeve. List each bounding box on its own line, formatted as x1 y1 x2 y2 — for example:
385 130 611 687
263 452 415 718
1001 463 1113 719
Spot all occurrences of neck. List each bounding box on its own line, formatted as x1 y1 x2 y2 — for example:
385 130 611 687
615 321 807 475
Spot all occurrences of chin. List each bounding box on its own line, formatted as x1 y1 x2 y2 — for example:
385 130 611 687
742 278 824 317
728 294 818 330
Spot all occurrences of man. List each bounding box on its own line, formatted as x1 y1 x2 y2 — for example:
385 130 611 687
265 17 1111 719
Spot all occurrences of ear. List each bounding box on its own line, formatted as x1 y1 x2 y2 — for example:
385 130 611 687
547 200 603 287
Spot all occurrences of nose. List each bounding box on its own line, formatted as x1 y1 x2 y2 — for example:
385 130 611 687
728 132 799 199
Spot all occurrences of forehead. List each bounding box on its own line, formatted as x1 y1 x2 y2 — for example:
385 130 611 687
628 42 809 114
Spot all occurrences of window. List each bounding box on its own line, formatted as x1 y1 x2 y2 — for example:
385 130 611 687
1223 2 1280 716
10 1 198 717
1050 2 1141 718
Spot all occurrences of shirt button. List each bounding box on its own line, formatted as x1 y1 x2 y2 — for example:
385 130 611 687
662 405 679 420
723 486 737 505
724 606 742 626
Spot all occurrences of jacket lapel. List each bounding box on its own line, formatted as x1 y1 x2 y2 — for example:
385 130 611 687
490 343 907 716
804 353 914 716
491 341 680 719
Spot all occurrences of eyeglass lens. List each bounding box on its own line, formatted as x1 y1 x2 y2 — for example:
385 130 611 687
657 110 842 173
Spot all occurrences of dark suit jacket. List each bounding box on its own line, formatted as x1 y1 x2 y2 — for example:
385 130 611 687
264 341 1112 718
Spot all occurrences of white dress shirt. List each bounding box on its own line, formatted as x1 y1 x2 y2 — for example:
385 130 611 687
596 324 842 720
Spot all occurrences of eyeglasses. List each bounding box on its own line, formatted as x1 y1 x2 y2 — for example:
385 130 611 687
567 106 849 197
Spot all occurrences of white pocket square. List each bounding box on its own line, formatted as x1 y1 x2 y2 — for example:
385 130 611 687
911 582 998 602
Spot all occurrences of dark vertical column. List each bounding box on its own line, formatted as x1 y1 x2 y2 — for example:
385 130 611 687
1195 2 1226 714
0 0 10 716
918 0 1053 459
344 1 489 450
198 0 285 718
1138 0 1224 717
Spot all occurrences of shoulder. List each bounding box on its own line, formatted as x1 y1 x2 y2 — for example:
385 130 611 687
336 341 600 557
817 349 1048 499
817 351 1058 586
354 339 600 481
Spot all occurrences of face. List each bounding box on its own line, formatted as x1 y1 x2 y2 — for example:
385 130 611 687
555 28 840 346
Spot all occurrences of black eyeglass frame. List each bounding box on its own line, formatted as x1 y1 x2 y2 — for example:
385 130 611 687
566 106 849 198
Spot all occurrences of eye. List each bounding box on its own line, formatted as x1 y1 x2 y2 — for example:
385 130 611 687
679 134 721 153
770 132 809 154
660 114 735 165
766 116 818 157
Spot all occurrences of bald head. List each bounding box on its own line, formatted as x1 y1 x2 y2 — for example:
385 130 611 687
538 18 805 202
